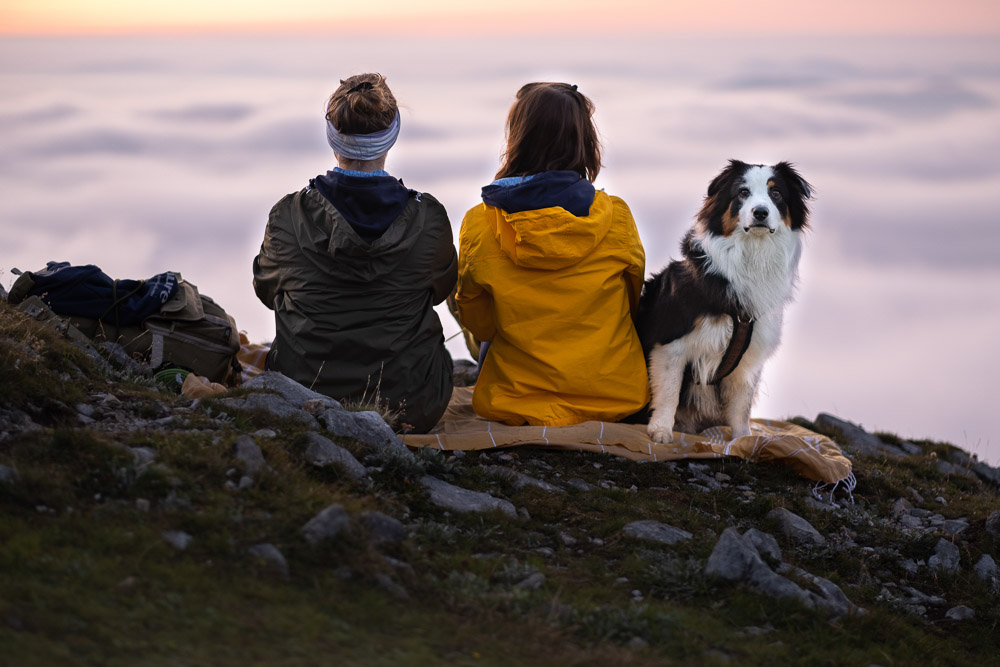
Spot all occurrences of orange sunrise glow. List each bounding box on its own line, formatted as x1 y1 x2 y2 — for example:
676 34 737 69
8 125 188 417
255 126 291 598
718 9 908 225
2 0 999 35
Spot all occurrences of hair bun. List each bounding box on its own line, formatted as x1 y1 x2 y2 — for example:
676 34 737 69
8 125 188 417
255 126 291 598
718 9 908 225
348 81 374 94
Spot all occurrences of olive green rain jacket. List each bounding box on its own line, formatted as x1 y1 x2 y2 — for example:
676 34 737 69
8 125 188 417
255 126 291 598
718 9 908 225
253 184 456 433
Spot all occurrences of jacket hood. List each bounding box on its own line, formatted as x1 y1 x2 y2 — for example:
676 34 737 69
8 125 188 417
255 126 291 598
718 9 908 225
481 173 611 270
312 171 412 243
481 170 595 217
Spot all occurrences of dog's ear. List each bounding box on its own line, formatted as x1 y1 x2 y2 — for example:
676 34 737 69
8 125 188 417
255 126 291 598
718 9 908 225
773 161 813 200
706 160 747 197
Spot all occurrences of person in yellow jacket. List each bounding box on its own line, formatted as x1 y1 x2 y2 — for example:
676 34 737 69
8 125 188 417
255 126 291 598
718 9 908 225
454 82 649 426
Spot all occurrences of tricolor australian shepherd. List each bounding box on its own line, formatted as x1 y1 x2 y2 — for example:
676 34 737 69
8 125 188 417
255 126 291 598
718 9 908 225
636 160 812 443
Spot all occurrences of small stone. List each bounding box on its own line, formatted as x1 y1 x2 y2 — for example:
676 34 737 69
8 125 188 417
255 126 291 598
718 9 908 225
243 371 342 409
744 528 782 563
891 498 913 518
945 605 975 621
927 538 961 573
941 520 969 537
906 486 925 503
986 510 1000 542
420 476 516 517
301 504 350 545
358 510 407 544
935 496 947 505
247 543 289 580
319 409 408 456
559 532 578 546
626 637 649 650
565 478 594 492
162 530 192 551
253 429 277 438
233 436 269 476
515 572 546 590
973 554 997 582
75 403 95 417
517 507 531 520
767 507 826 545
135 498 150 512
0 465 18 485
622 520 693 546
238 476 254 490
303 432 366 480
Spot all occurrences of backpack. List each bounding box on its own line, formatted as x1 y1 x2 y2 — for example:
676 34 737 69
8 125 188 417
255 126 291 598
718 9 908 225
8 263 242 385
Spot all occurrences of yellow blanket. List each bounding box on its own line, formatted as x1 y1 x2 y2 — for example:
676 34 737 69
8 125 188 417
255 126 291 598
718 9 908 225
403 388 853 486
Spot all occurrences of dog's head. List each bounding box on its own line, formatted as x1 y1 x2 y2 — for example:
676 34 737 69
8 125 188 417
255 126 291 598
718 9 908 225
697 160 812 237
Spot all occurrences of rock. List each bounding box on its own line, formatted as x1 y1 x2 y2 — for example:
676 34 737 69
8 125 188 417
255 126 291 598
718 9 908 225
318 409 409 456
302 432 366 480
906 486 925 503
242 371 342 410
813 413 907 459
247 543 289 580
130 447 157 473
927 539 961 573
744 528 782 563
374 572 409 600
767 507 826 546
515 572 546 590
219 394 318 428
161 530 192 551
891 498 913 519
238 476 254 490
971 462 1000 486
935 460 977 480
705 528 857 617
301 504 350 546
945 605 975 621
358 510 407 544
565 478 595 492
135 498 150 512
986 510 1000 542
0 465 18 486
941 520 969 537
233 436 269 476
621 520 693 546
420 475 517 518
973 554 997 582
483 465 564 492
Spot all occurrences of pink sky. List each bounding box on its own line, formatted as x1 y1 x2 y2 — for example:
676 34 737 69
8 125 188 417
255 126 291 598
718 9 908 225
2 0 999 35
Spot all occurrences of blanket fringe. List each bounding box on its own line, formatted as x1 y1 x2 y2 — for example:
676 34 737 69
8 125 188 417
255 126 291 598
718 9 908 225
811 472 857 505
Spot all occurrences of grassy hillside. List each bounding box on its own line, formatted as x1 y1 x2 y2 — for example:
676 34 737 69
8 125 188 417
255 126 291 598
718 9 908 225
1 300 998 666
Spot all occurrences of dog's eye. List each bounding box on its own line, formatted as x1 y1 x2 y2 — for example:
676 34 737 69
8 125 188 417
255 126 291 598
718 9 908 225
769 188 783 203
738 188 750 198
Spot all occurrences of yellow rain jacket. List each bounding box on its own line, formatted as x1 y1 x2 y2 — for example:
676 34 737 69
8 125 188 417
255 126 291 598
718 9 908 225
455 183 649 426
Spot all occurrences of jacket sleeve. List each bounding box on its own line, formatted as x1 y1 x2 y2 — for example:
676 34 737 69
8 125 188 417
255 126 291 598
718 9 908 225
619 200 646 319
454 208 497 342
252 197 291 310
423 196 458 305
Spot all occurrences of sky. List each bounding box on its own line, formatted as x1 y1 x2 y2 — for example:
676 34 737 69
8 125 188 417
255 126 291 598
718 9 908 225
1 3 998 464
2 0 1000 35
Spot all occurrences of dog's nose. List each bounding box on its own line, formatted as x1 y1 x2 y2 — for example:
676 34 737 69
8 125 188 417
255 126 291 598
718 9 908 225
752 206 769 221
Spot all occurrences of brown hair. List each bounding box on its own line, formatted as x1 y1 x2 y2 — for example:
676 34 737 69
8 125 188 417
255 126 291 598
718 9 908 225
495 82 602 183
326 73 398 134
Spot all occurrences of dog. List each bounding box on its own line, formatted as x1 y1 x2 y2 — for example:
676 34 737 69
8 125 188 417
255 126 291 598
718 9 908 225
636 160 812 443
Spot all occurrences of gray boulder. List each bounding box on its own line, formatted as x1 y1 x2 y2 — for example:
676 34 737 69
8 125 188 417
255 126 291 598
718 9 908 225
242 372 342 410
161 530 192 551
928 538 961 573
301 503 351 546
484 465 564 493
767 507 826 546
945 605 975 621
814 413 907 459
622 520 693 546
319 409 409 456
420 475 517 518
219 393 318 428
302 432 366 480
744 528 782 563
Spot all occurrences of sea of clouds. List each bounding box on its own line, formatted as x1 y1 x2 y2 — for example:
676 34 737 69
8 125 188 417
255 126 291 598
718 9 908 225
1 34 997 463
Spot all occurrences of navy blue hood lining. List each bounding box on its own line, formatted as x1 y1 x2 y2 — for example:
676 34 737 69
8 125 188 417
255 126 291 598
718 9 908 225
312 171 413 243
481 170 595 217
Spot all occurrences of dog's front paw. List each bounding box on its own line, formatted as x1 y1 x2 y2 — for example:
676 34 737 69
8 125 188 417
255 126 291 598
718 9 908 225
731 422 752 439
647 420 675 444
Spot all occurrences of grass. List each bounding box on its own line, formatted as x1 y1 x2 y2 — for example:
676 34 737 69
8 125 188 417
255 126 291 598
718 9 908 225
1 300 999 665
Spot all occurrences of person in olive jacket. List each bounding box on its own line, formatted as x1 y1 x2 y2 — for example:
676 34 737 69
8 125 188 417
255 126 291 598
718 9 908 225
253 73 456 433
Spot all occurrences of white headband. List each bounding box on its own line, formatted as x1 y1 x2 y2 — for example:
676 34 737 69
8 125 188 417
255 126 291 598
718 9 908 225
326 110 400 161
